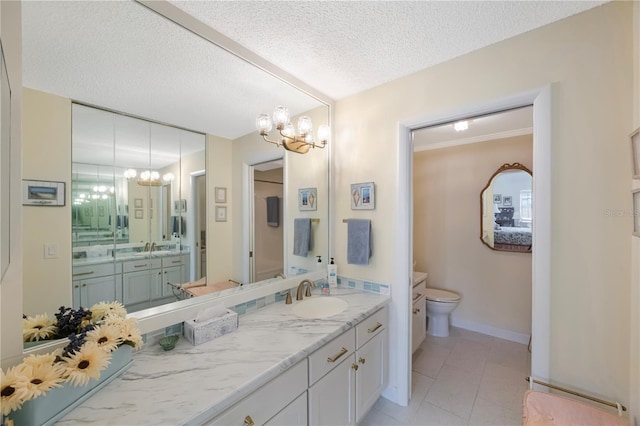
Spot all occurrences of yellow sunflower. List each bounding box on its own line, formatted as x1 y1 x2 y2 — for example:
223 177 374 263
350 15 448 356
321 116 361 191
86 324 122 353
90 301 127 322
61 341 110 387
103 316 143 349
1 365 29 416
19 354 66 400
22 314 57 342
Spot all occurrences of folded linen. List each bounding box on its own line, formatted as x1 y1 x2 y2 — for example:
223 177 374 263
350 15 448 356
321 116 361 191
293 218 312 257
347 219 372 265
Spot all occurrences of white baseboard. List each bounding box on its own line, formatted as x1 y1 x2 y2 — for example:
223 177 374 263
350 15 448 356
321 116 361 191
450 318 530 344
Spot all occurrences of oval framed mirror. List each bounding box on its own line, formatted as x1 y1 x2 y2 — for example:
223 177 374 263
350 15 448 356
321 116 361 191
480 162 532 253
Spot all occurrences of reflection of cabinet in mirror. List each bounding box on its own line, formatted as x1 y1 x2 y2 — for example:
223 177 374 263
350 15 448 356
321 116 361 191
71 104 205 312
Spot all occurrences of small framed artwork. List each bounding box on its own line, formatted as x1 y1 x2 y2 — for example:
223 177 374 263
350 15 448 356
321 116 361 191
134 198 143 208
298 187 317 211
503 196 513 207
215 205 227 222
351 182 375 210
634 190 640 237
134 209 143 219
22 180 65 206
493 194 502 204
215 187 227 203
631 128 640 179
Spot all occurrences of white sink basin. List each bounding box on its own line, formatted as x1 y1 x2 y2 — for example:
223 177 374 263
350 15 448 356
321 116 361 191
292 297 348 319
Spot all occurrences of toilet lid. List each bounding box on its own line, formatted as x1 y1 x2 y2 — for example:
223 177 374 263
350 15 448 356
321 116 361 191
425 288 460 302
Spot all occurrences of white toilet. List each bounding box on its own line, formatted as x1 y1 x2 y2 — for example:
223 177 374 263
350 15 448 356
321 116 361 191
425 288 461 337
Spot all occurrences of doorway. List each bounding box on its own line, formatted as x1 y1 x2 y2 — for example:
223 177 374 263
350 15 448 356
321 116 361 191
396 87 551 405
411 107 533 351
249 159 285 282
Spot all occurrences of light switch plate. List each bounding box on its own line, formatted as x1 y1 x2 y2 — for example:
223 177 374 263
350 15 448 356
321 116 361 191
44 243 58 259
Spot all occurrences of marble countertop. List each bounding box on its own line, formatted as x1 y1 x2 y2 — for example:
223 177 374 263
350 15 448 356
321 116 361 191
57 287 390 425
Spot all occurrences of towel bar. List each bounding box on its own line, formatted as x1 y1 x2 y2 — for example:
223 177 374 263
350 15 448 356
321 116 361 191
342 219 371 223
526 377 627 412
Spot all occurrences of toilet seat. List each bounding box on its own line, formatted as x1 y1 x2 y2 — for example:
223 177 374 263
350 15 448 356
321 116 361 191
425 288 460 303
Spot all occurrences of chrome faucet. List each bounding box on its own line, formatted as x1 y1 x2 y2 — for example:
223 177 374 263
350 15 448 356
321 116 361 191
296 279 316 301
150 242 157 252
143 242 150 252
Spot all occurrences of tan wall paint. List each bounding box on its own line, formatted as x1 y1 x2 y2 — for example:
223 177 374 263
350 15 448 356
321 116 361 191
254 169 284 281
413 136 532 337
0 0 23 362
22 88 71 315
335 2 632 407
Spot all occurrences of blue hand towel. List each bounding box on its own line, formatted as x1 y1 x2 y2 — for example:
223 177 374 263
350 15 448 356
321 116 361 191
347 219 372 265
293 218 312 257
266 196 279 227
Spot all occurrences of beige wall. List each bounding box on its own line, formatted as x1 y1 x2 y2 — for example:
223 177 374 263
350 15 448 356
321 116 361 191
413 136 532 338
22 88 71 315
335 1 632 409
254 169 284 281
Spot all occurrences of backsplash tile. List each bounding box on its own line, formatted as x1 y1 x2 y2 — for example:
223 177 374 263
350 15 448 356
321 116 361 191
338 275 389 295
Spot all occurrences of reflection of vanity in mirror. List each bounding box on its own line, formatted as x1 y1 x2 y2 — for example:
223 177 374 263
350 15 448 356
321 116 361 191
480 163 533 253
20 1 330 347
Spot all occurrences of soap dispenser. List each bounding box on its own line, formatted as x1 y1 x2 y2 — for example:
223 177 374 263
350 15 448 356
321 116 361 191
327 257 337 288
316 255 323 271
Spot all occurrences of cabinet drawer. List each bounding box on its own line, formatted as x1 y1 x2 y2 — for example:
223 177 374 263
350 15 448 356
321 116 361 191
161 255 182 268
308 327 355 386
122 258 161 273
356 306 388 349
206 359 308 425
72 262 120 279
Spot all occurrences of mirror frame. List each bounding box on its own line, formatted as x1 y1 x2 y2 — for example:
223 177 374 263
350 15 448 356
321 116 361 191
479 162 532 253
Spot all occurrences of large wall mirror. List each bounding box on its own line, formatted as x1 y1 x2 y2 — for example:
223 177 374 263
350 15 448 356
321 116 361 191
20 1 330 349
480 163 532 253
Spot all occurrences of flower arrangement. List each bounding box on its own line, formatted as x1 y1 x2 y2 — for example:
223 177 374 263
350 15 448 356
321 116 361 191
1 302 142 416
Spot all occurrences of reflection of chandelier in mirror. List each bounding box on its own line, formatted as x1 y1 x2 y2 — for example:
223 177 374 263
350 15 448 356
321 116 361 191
124 169 174 186
73 185 115 205
255 105 330 154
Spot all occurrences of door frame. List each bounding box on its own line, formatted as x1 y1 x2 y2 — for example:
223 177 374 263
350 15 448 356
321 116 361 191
190 169 205 281
396 86 551 404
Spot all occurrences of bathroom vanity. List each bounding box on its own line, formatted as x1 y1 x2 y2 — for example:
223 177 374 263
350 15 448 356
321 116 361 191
57 287 389 425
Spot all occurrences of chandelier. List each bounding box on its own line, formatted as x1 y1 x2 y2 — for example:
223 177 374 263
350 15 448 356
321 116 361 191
255 106 329 154
124 169 174 186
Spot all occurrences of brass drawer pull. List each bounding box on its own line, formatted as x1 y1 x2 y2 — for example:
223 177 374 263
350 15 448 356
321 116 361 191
72 271 94 277
351 363 359 371
413 293 422 301
359 357 366 365
244 415 255 426
171 260 181 264
133 264 148 268
368 322 383 333
413 308 420 314
327 347 348 363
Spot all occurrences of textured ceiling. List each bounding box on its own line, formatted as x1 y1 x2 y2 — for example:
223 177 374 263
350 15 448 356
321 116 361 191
170 0 607 100
23 0 606 147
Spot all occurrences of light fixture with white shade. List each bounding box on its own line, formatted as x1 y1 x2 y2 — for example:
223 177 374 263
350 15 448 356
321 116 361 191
256 105 329 154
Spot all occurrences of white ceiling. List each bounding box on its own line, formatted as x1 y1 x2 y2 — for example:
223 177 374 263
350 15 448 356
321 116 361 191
22 0 606 145
170 0 607 100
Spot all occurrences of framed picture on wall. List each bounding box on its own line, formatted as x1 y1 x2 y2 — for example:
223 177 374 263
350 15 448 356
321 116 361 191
215 206 227 222
631 128 640 179
298 188 317 211
215 187 227 203
503 196 513 207
134 198 143 208
351 182 375 210
135 209 143 219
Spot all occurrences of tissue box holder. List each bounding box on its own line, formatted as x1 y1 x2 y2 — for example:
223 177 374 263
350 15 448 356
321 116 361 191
183 309 238 345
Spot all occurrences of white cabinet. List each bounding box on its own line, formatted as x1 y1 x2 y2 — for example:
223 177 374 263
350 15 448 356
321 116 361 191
309 306 388 425
205 360 307 425
72 262 122 308
308 353 356 426
265 392 307 426
72 274 122 308
412 272 428 353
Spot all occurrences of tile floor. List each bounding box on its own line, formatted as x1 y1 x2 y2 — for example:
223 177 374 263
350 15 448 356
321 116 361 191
359 327 531 426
